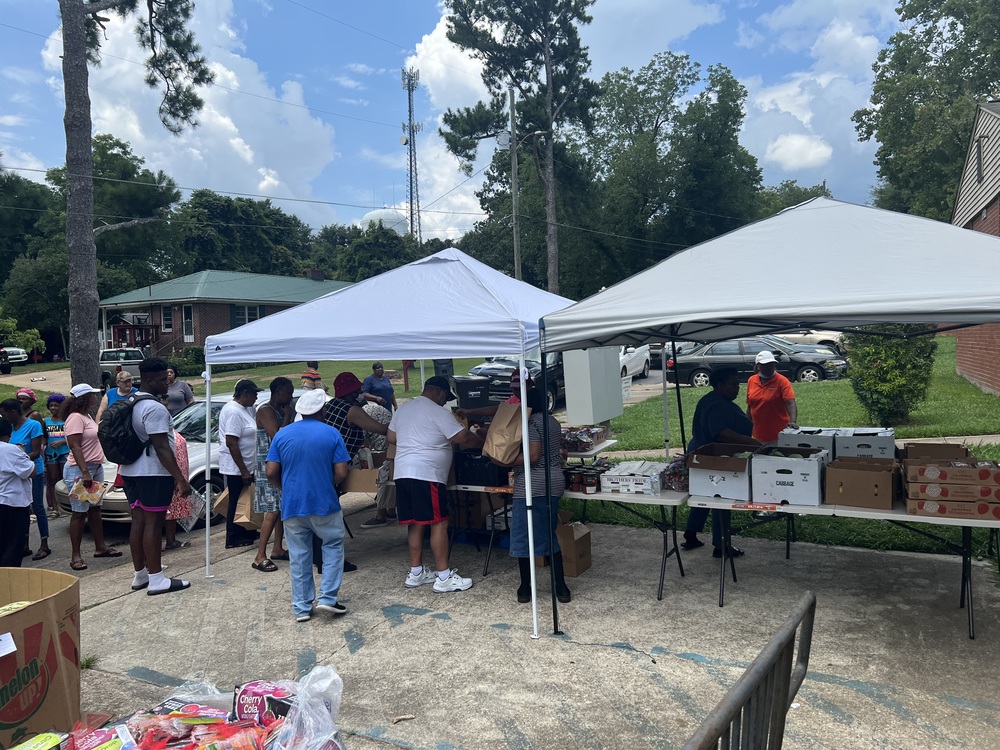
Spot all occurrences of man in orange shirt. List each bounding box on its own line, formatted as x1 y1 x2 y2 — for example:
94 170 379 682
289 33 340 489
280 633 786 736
746 351 798 442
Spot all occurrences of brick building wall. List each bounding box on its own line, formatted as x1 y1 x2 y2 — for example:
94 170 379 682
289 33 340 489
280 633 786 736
134 302 285 355
955 193 1000 394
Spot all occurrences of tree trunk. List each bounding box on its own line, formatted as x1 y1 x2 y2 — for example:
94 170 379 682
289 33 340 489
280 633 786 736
543 46 560 295
60 0 101 388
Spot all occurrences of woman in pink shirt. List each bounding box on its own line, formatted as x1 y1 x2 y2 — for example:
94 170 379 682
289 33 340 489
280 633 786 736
64 384 121 570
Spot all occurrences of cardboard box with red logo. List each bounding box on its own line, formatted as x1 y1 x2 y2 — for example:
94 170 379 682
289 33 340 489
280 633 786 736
903 460 1000 485
0 569 81 749
906 498 1000 520
907 482 1000 502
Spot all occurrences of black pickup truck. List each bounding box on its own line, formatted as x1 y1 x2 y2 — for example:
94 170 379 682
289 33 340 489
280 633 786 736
468 353 565 412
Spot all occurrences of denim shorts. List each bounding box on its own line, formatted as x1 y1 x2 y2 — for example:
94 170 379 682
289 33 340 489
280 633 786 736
64 463 106 513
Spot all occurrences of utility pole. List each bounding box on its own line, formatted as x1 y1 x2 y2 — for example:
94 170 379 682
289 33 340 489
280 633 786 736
401 67 422 242
510 86 521 281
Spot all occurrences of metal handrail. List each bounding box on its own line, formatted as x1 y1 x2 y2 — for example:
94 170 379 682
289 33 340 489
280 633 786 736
682 591 817 750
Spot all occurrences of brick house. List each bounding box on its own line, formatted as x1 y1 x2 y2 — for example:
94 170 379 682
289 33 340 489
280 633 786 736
951 101 1000 394
99 270 350 354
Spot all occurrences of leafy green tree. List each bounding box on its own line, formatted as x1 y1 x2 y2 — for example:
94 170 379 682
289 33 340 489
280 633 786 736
853 0 999 220
0 306 44 355
59 0 213 387
754 180 832 220
337 223 421 282
654 65 762 249
841 325 938 426
442 0 600 294
0 162 58 284
171 190 311 275
307 223 364 280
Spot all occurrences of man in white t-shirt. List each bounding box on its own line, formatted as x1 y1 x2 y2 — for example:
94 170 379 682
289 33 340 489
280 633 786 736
219 379 262 548
387 376 484 593
119 358 192 595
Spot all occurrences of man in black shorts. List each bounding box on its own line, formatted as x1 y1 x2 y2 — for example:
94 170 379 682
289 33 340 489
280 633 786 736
387 376 484 593
119 358 192 595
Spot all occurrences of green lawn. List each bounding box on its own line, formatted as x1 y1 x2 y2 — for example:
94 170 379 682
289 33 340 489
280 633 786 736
612 336 1000 451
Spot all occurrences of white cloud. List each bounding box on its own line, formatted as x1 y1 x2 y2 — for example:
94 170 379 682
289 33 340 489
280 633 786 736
39 0 339 229
360 147 407 171
763 133 833 169
334 75 364 90
2 67 43 85
0 147 45 180
0 115 25 126
338 98 370 107
810 20 880 77
407 15 486 113
346 63 387 76
736 20 764 48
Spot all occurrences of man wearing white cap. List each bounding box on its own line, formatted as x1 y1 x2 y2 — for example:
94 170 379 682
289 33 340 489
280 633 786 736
746 350 798 443
266 389 351 622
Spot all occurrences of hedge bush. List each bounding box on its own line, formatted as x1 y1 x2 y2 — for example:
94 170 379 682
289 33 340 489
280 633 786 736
168 347 280 376
840 325 937 426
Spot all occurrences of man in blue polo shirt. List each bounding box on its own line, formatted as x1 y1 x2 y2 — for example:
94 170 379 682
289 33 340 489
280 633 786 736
266 389 351 622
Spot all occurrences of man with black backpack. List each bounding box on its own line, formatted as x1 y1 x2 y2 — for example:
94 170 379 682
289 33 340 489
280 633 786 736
115 358 191 595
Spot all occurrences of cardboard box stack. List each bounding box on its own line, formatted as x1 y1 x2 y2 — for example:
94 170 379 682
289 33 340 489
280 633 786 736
904 443 1000 519
778 427 847 457
835 428 896 459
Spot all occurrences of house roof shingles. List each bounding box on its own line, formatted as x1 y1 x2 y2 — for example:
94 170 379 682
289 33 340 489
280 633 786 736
100 270 350 308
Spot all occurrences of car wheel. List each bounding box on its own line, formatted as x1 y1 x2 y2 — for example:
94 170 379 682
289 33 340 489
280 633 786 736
621 366 628 378
546 386 556 414
796 365 823 383
192 473 226 526
640 359 650 379
690 369 711 387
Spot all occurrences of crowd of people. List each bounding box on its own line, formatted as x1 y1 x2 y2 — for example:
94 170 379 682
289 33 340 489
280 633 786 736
0 359 578 620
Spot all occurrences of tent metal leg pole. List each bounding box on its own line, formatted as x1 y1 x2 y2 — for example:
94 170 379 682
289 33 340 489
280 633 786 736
539 346 562 636
204 364 214 579
670 340 686 452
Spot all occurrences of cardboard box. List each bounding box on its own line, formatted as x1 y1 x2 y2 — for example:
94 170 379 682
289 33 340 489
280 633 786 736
835 428 896 459
599 461 666 495
903 443 970 461
340 467 380 493
486 505 512 531
906 498 1000 520
0 569 81 748
906 482 1000 502
825 458 897 510
777 427 847 457
687 443 755 501
556 522 591 577
904 460 1000 485
752 446 830 506
535 511 574 568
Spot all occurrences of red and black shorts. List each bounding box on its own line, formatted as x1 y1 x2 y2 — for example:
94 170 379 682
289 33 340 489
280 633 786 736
123 475 175 513
395 478 449 526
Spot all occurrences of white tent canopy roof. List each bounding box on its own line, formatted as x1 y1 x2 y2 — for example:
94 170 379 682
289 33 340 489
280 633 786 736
205 248 573 364
540 197 1000 352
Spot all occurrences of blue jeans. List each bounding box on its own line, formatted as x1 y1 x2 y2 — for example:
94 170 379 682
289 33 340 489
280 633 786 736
30 473 48 539
64 463 106 513
283 512 345 617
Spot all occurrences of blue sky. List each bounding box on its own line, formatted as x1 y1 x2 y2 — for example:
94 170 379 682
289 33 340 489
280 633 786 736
0 0 901 241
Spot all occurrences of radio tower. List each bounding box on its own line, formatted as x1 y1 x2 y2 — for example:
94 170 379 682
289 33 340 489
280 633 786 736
401 67 422 242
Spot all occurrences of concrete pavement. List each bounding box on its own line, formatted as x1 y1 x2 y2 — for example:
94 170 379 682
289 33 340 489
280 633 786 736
59 491 1000 749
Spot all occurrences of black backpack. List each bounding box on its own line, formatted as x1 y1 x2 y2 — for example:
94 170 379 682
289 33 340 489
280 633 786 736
97 393 159 465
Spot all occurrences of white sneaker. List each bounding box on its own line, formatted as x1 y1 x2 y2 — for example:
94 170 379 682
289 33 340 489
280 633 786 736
404 568 437 588
295 612 311 622
433 570 473 593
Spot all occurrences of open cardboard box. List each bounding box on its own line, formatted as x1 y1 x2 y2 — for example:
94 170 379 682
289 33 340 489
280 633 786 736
825 457 897 510
687 443 757 501
0 569 81 747
752 446 829 506
835 428 896 459
903 443 970 461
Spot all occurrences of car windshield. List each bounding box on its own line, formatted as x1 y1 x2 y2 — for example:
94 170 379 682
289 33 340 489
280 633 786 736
172 401 223 443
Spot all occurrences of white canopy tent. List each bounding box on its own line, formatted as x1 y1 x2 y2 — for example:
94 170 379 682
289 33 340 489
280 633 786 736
202 249 573 637
539 197 1000 352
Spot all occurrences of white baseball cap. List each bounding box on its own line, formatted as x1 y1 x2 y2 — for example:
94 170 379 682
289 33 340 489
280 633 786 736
69 384 101 398
295 388 329 416
755 350 778 365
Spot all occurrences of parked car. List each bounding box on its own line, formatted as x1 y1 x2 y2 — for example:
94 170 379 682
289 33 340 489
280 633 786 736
756 334 840 357
619 345 651 379
668 336 848 387
650 342 699 368
774 329 843 352
99 348 144 388
55 389 307 522
1 346 28 365
468 352 565 412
